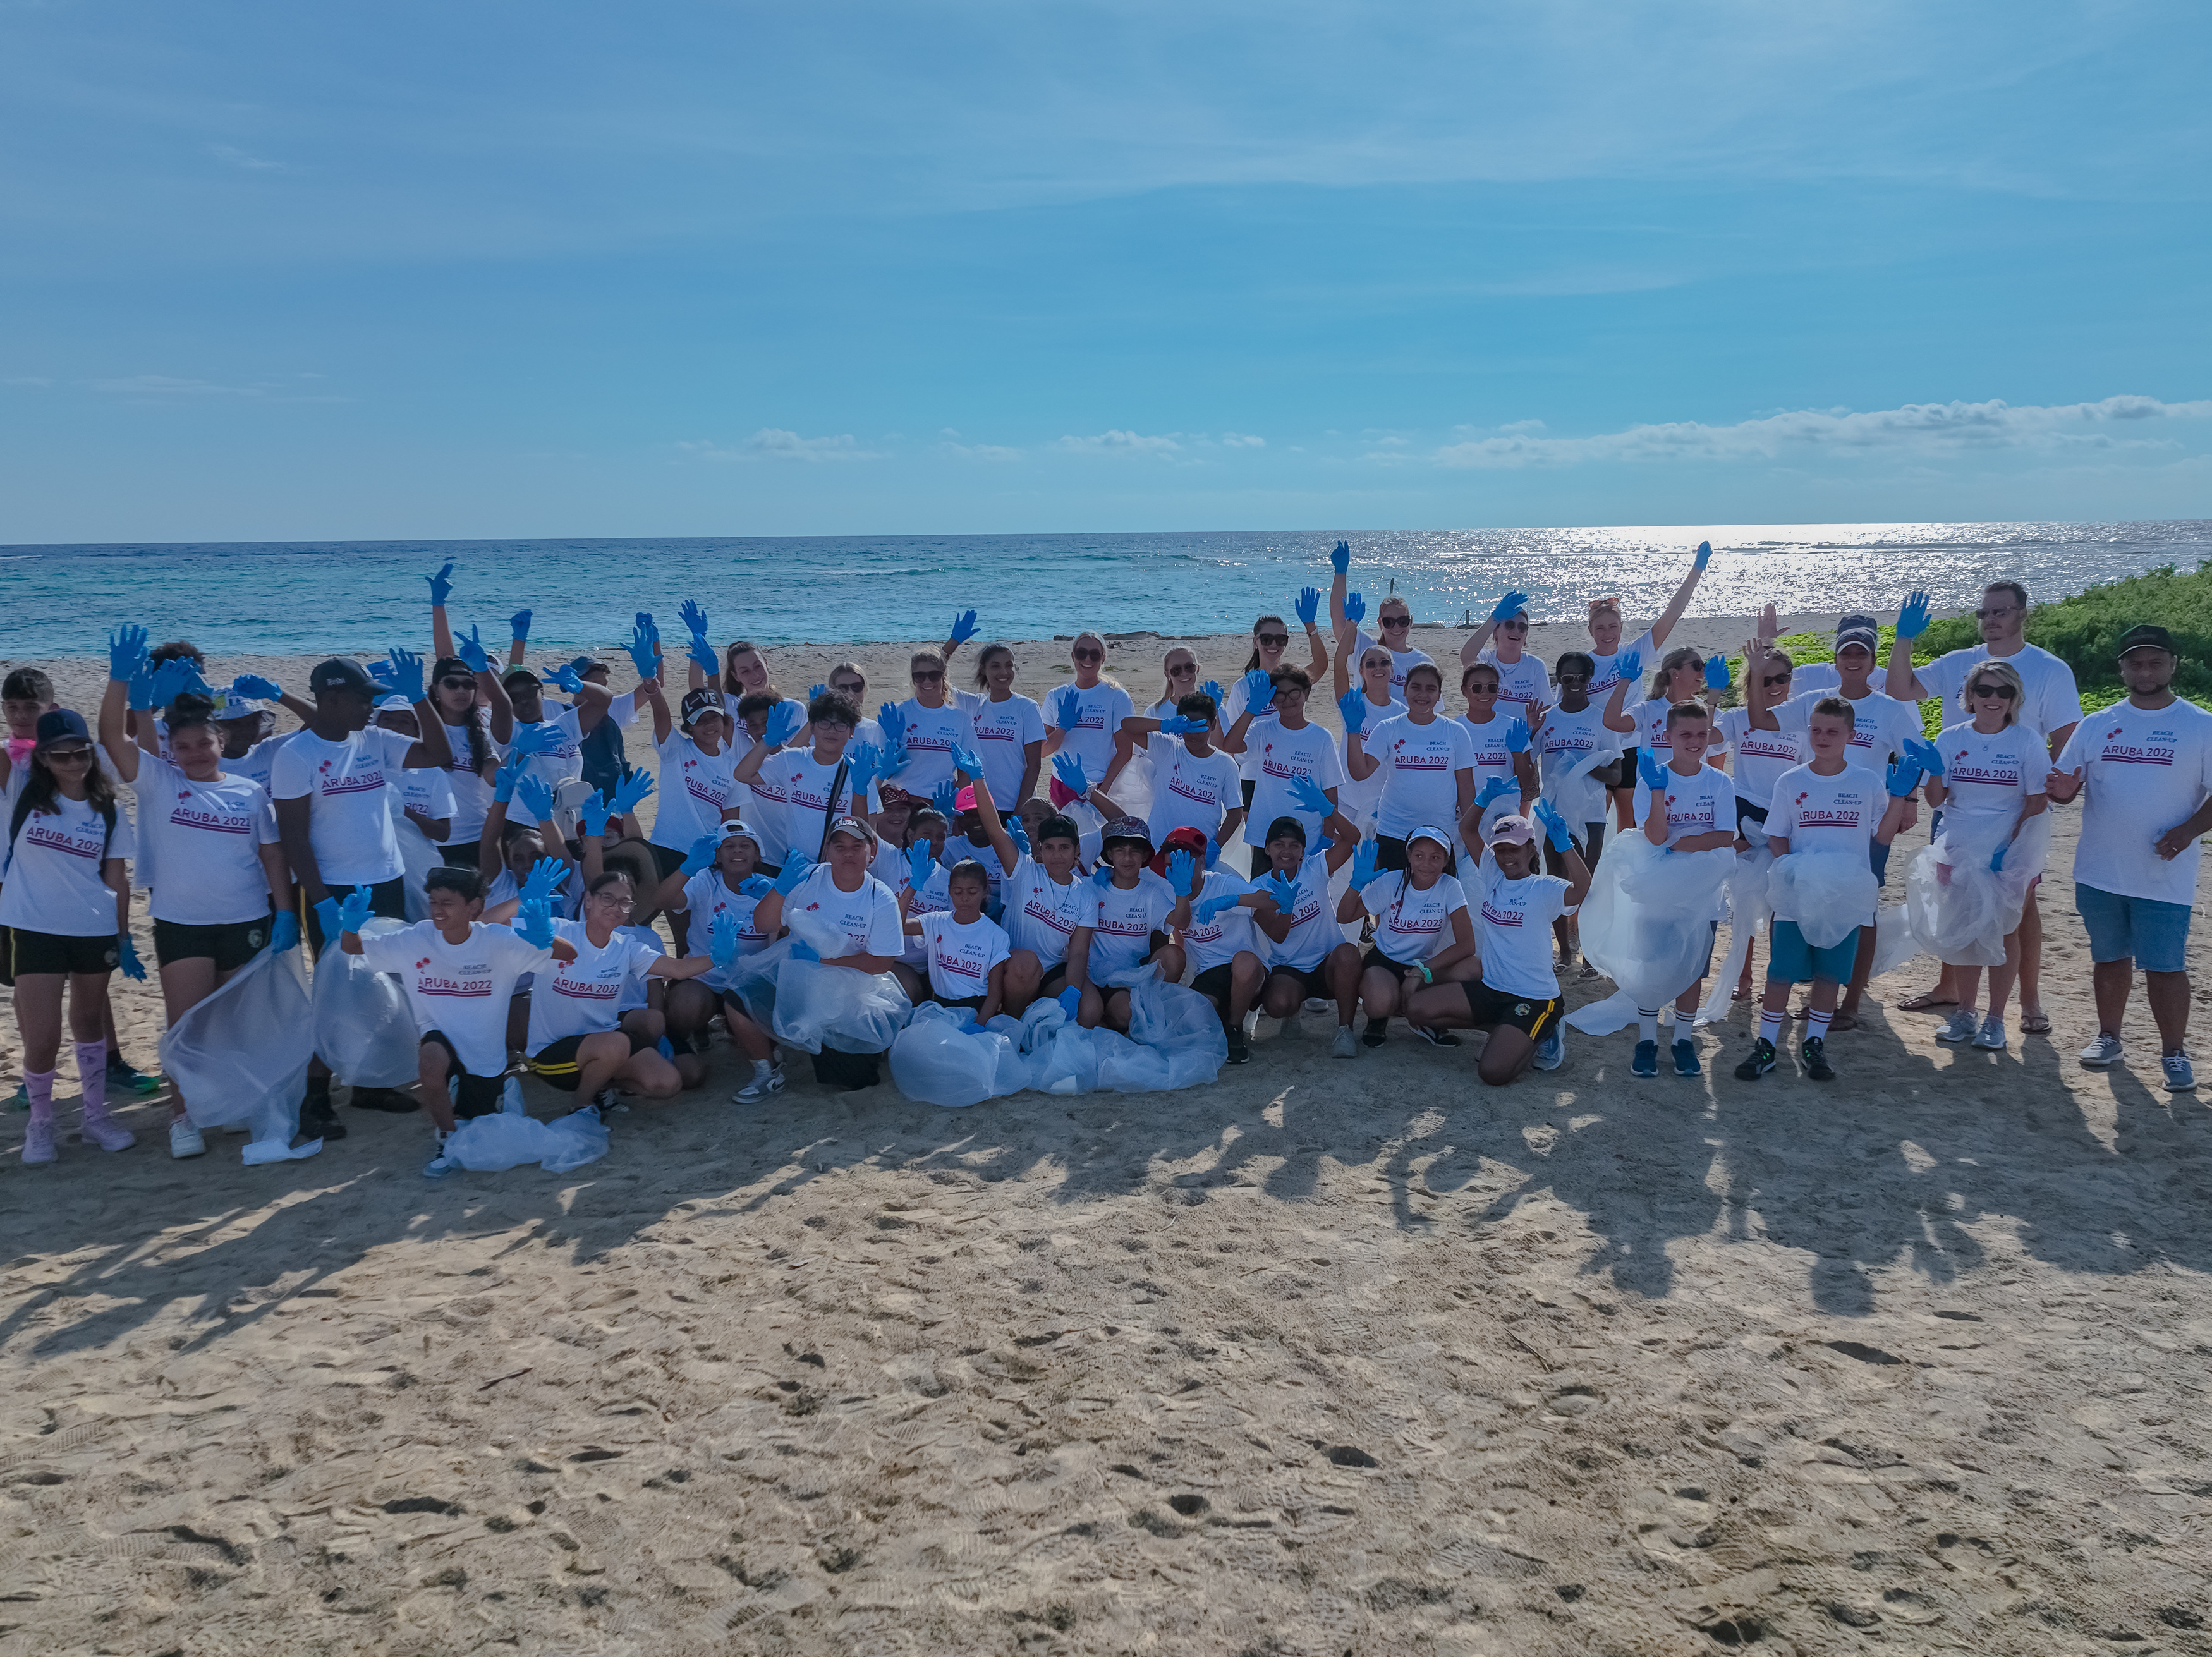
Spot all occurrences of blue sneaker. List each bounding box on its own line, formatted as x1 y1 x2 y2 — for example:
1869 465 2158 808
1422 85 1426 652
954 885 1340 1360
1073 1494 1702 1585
1532 1026 1565 1071
422 1136 461 1179
1631 1040 1658 1077
1672 1037 1701 1077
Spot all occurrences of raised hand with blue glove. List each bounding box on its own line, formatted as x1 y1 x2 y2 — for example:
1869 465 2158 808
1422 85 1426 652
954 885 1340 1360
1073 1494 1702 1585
1503 716 1529 753
708 911 742 971
1050 684 1083 729
142 659 200 710
1902 736 1945 777
1637 749 1671 792
1348 839 1382 891
624 621 659 683
845 741 878 795
1194 889 1246 922
520 856 568 906
681 834 720 876
773 855 815 896
1157 714 1208 736
1262 870 1301 913
547 663 585 695
906 841 935 893
949 743 985 779
1473 774 1517 811
125 665 161 713
1885 756 1923 798
1693 538 1714 571
1295 586 1321 629
270 911 300 954
1330 538 1351 574
679 598 709 641
1337 689 1368 736
1052 752 1089 798
1895 590 1932 640
456 624 491 674
876 701 906 748
931 779 961 822
515 899 556 950
107 624 148 681
514 774 559 825
492 756 525 803
1239 668 1276 716
1612 648 1641 688
1165 847 1196 892
1287 773 1332 819
507 720 565 758
1009 817 1031 856
1200 679 1224 708
230 672 283 702
366 660 395 686
684 633 720 677
337 885 374 937
948 609 979 645
1703 655 1732 691
118 932 147 981
1531 797 1574 852
509 608 532 643
1490 590 1530 623
426 561 455 605
765 700 806 748
609 770 655 816
577 791 612 838
1342 591 1365 628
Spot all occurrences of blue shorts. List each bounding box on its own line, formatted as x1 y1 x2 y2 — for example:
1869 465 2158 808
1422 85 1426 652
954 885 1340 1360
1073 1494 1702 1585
1767 919 1861 985
2075 883 2192 973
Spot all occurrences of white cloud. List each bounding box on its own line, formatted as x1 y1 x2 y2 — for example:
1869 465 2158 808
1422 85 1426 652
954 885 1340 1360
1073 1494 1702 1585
209 143 290 173
1057 428 1184 456
1219 431 1265 449
1430 395 2212 470
3 376 51 387
940 439 1023 461
681 429 883 463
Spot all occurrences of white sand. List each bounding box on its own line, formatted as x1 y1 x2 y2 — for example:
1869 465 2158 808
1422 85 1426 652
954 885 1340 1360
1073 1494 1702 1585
4 619 2210 1653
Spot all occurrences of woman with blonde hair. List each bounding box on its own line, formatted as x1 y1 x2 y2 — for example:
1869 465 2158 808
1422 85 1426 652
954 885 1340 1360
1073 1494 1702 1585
1042 631 1136 803
1323 540 1428 699
1330 636 1404 832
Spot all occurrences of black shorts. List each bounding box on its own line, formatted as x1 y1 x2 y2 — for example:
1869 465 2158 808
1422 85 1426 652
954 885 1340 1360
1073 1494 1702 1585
1459 979 1562 1038
1037 958 1071 998
1735 797 1769 834
1189 961 1249 1007
1361 944 1423 978
927 992 990 1014
1239 780 1266 875
1543 824 1604 877
437 843 480 870
9 929 119 977
526 1028 651 1091
1267 959 1332 998
422 1029 507 1117
304 877 407 956
647 841 690 882
153 914 272 972
1611 746 1638 789
0 922 10 986
1376 834 1457 876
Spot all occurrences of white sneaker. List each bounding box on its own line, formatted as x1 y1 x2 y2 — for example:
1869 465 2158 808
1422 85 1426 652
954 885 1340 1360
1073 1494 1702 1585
169 1118 207 1159
1330 1026 1357 1059
1533 1026 1566 1071
1302 997 1330 1017
1936 1010 1979 1044
2079 1032 2124 1068
422 1134 460 1179
1972 1016 2007 1051
734 1064 786 1103
79 1108 135 1153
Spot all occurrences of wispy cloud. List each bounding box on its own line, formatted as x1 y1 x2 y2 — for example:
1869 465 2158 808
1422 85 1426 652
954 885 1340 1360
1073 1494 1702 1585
938 432 1023 461
1058 428 1184 456
3 376 52 388
1430 396 2212 469
86 373 345 403
1218 432 1265 449
209 143 290 173
680 429 883 463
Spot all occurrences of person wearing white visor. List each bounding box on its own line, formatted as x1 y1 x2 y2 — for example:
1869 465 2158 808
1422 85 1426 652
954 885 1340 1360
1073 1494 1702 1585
1337 823 1474 1050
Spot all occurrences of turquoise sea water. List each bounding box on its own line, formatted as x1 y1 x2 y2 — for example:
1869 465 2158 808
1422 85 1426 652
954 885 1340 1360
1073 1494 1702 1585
4 520 2205 659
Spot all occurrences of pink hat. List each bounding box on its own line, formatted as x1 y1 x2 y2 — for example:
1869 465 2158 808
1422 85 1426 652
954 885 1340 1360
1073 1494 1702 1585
955 784 977 813
1486 814 1536 846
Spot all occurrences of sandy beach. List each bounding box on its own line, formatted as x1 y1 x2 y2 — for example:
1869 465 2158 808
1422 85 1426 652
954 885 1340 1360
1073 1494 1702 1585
4 616 2210 1654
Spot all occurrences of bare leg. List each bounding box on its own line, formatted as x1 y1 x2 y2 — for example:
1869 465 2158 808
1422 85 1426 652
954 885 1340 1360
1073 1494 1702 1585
1833 926 1878 1028
1325 943 1364 1027
2015 888 2046 1026
1002 950 1045 1016
571 1030 633 1103
614 1046 686 1099
416 1041 456 1135
2146 970 2192 1053
1983 929 2023 1023
2091 958 2132 1038
1478 1026 1537 1086
157 957 219 1122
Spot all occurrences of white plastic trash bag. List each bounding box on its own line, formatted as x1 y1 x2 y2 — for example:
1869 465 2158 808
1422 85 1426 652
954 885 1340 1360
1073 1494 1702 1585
1030 1024 1103 1095
1868 904 1921 978
889 1003 1028 1108
772 959 913 1055
1571 833 1730 1028
1119 976 1227 1088
1768 851 1878 951
1696 837 1775 1025
310 917 422 1087
390 798 443 923
442 1106 609 1173
159 944 320 1162
1904 813 2050 967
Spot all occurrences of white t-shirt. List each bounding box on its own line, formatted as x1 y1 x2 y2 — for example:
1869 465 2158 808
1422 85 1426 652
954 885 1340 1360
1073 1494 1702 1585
758 746 877 868
1337 692 1406 825
221 735 290 798
357 920 548 1077
1361 869 1469 965
916 911 1011 1001
954 691 1045 806
0 794 135 937
1931 721 2043 837
527 918 664 1052
889 698 979 795
738 755 788 868
269 726 418 885
1645 760 1735 848
1000 855 1092 968
1533 703 1617 825
394 767 457 838
1717 710 1806 813
1478 648 1551 725
483 861 585 921
501 707 584 828
1260 851 1340 971
1352 631 1435 701
1473 863 1576 1001
134 755 280 925
1179 868 1261 973
784 865 905 959
1361 713 1474 839
1085 870 1176 981
1145 737 1242 845
896 856 952 964
1789 661 1842 698
1246 722 1346 847
1914 642 2082 745
1588 628 1656 705
1775 688 1922 774
437 713 500 842
1046 683 1134 783
2059 698 2212 906
1222 672 1285 781
1629 696 1723 765
679 868 772 988
650 732 740 854
1767 761 1892 925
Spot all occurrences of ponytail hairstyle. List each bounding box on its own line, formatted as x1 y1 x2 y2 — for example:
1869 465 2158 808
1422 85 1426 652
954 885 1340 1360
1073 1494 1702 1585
1651 645 1704 703
1158 646 1199 707
973 643 1015 691
431 656 497 779
1243 614 1289 672
164 691 221 739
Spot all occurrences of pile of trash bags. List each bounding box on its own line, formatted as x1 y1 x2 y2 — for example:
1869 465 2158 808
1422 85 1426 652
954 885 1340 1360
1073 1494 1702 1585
442 1103 609 1173
1569 831 1734 1033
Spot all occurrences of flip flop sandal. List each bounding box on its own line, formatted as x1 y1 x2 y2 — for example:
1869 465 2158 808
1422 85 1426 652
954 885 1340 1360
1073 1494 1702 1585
1893 993 1957 1013
2019 1012 2053 1035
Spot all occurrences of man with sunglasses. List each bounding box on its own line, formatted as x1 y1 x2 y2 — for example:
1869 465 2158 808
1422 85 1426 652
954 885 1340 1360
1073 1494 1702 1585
2048 625 2212 1089
1886 582 2081 1033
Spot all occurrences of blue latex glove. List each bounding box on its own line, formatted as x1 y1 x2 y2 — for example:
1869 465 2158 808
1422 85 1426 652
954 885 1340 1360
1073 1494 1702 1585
679 598 709 640
1202 838 1219 868
1348 839 1381 890
1884 757 1923 798
1157 715 1207 736
1008 818 1032 858
808 682 828 700
1055 984 1083 1017
877 701 906 748
312 896 343 940
1200 679 1224 708
230 672 283 702
1051 753 1089 797
738 874 774 897
773 856 814 895
385 648 425 703
684 633 720 676
509 608 532 643
931 779 961 822
507 721 566 758
1902 736 1945 777
845 741 878 794
1193 890 1242 922
949 743 985 779
1262 870 1301 911
906 841 935 892
878 742 911 779
708 910 741 970
1330 538 1350 574
577 791 612 838
514 773 558 823
609 770 654 815
125 665 162 713
1693 538 1714 570
1090 861 1116 889
948 609 979 645
547 664 585 695
1474 774 1517 810
1295 586 1321 628
1531 797 1574 852
270 911 300 954
1490 590 1530 623
765 701 806 748
337 885 374 937
1342 591 1365 628
624 622 659 683
1287 774 1332 818
1703 655 1732 691
1990 842 2008 873
492 756 524 803
1503 716 1530 753
426 561 455 605
515 898 556 949
1165 847 1196 891
366 659 395 686
1613 648 1641 686
520 856 568 906
147 659 203 709
1637 750 1670 792
1050 684 1083 729
117 932 147 981
1895 590 1932 640
107 624 147 681
635 611 655 634
456 624 490 674
789 938 820 963
681 834 720 876
1239 668 1276 715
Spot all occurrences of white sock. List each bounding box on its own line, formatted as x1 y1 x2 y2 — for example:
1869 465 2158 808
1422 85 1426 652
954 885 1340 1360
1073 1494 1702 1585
1805 1009 1833 1043
1637 1010 1660 1044
751 1058 774 1081
1759 1009 1785 1046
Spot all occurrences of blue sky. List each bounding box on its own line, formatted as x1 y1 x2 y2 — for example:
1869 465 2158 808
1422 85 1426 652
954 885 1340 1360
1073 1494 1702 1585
2 0 2206 540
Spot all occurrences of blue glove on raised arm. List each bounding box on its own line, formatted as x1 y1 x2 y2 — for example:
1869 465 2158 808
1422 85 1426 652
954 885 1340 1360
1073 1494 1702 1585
426 561 455 605
1050 684 1082 729
1337 689 1368 736
117 932 147 981
507 721 565 758
1090 860 1117 889
765 701 806 748
1902 736 1945 777
879 742 911 779
948 609 979 645
1474 774 1516 810
514 773 558 823
1531 797 1574 852
1348 839 1381 890
1895 590 1932 640
1692 538 1714 571
876 701 906 748
337 885 374 937
1490 590 1531 623
270 911 300 954
609 770 654 816
679 598 709 640
1342 591 1365 628
1287 774 1332 818
515 899 556 950
624 622 659 683
773 855 814 895
738 873 774 898
844 741 878 795
1263 870 1301 912
681 834 720 876
547 664 585 695
1157 715 1207 736
1295 586 1321 629
365 659 395 686
906 841 935 893
708 911 741 970
386 647 425 705
1638 750 1670 792
143 659 198 710
949 743 985 779
808 682 828 701
492 756 523 803
1239 668 1277 715
1329 538 1351 574
456 625 490 674
1503 715 1530 753
578 791 612 838
1703 655 1732 691
125 666 161 713
1200 679 1224 709
1193 890 1244 922
1165 847 1196 892
107 624 147 681
1051 753 1089 797
509 608 532 643
1612 648 1641 688
684 634 720 676
520 856 567 906
1885 757 1923 798
230 672 283 702
931 779 960 822
1009 817 1031 855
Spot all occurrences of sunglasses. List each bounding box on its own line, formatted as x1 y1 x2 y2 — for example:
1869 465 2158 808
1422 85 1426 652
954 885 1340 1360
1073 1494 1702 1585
1968 683 2018 700
1073 649 1103 662
1167 663 1196 676
1498 618 1529 631
1556 673 1591 684
437 677 475 691
911 669 945 683
42 746 92 762
1466 683 1499 695
831 683 864 696
1379 616 1411 629
1256 633 1289 647
1761 671 1793 687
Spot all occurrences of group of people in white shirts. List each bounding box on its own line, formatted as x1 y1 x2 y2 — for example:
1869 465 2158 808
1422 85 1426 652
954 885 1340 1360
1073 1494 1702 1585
3 544 2206 1179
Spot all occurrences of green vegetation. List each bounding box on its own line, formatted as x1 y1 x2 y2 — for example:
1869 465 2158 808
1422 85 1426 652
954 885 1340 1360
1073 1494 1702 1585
1914 559 2212 700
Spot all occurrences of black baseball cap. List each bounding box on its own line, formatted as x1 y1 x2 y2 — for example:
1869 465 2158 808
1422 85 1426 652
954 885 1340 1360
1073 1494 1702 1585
2117 624 2175 658
679 688 722 727
34 708 90 749
309 659 377 698
501 667 541 689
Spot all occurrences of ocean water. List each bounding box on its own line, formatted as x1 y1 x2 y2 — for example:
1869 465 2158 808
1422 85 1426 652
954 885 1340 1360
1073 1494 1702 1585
4 520 2205 659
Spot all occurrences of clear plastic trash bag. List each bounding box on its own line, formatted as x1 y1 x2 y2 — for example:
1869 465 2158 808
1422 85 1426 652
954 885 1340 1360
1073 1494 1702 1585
1695 835 1775 1024
1768 851 1879 951
1570 833 1730 1029
443 1105 609 1173
389 797 443 923
1904 813 2050 967
310 917 422 1088
1109 748 1155 820
158 944 320 1162
771 958 913 1055
1110 976 1227 1089
889 1002 1028 1108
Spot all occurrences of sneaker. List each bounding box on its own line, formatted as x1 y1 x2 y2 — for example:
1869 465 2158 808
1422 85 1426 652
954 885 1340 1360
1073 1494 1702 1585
1361 1017 1389 1049
1972 1016 2007 1051
1631 1040 1659 1078
1330 1026 1357 1059
1532 1026 1566 1071
300 1093 348 1142
2162 1052 2197 1092
733 1064 786 1104
1413 1024 1460 1048
1671 1037 1700 1077
1301 997 1331 1017
1936 1009 1979 1044
79 1108 135 1153
21 1118 56 1165
168 1118 207 1159
1801 1036 1835 1081
348 1085 418 1114
105 1057 159 1095
2079 1032 2125 1069
1225 1028 1251 1065
422 1148 461 1179
591 1086 622 1115
1734 1038 1777 1081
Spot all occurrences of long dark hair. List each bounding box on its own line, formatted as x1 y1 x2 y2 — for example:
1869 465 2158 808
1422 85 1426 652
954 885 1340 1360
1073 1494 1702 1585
972 643 1014 690
1243 614 1288 673
432 657 496 778
21 741 118 822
